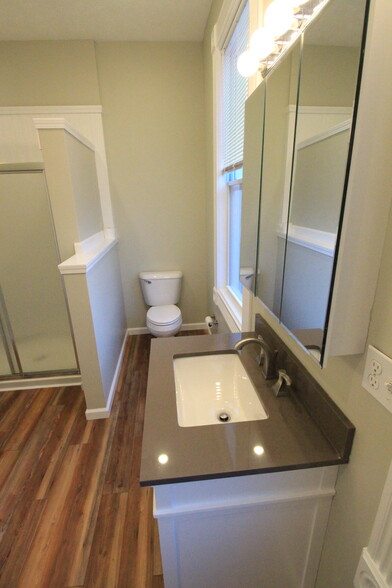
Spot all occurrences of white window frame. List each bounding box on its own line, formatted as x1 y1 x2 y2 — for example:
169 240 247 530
211 0 258 332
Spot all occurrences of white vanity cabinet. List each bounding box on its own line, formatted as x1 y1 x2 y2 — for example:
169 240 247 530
154 466 338 588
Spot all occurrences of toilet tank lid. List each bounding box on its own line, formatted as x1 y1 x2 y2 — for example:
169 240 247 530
139 270 182 280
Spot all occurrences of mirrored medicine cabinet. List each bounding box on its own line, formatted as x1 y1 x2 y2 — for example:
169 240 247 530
241 0 370 366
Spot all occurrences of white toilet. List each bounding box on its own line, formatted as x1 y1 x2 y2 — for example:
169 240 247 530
139 270 183 337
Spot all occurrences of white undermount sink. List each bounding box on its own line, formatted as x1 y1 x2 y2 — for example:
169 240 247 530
173 351 268 427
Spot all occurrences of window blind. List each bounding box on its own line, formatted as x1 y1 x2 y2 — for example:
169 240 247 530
222 1 249 173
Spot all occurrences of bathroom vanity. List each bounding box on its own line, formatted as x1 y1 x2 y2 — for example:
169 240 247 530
140 322 354 588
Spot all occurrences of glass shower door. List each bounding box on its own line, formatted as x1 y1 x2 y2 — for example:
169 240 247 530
0 169 78 377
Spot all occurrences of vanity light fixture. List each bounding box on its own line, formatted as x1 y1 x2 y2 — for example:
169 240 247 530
250 27 276 60
264 0 295 38
237 0 329 79
237 49 262 77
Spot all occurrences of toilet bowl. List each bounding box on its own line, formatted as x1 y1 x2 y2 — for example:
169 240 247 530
146 305 182 337
139 271 183 337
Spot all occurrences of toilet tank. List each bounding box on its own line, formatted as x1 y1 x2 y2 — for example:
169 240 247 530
139 271 182 306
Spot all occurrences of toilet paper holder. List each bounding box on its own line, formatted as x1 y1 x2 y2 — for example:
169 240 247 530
205 315 219 334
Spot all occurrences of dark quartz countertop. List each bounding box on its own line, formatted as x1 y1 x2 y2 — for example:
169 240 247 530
140 332 354 486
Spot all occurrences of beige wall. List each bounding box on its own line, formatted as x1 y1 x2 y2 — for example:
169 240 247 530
39 128 104 261
94 42 207 326
0 41 100 106
39 129 80 261
0 40 208 327
65 133 104 242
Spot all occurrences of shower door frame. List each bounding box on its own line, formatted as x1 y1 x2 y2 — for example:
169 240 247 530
0 162 80 381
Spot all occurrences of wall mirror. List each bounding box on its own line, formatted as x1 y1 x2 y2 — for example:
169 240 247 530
240 82 265 292
255 42 301 317
240 0 369 365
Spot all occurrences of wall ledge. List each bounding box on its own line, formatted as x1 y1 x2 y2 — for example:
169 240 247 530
34 117 96 151
58 231 118 275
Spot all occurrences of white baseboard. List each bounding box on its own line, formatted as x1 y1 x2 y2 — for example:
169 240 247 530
85 331 128 420
0 373 82 392
182 322 207 331
126 323 207 336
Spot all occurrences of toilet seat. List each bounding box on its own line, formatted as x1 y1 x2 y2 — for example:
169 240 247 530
147 305 181 326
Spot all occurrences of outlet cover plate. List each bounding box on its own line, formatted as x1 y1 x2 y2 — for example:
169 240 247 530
362 345 392 415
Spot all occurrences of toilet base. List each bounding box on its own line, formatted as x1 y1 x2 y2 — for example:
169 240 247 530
146 321 182 337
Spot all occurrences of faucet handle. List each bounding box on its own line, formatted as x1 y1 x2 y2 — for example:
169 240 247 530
272 369 292 397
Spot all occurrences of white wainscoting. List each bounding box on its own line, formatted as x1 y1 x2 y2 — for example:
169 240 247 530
354 460 392 588
59 236 127 420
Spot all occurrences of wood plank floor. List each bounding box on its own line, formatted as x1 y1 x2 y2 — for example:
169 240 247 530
0 331 205 588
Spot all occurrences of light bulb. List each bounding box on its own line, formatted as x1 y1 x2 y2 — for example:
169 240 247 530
237 50 259 77
250 28 275 60
264 0 295 38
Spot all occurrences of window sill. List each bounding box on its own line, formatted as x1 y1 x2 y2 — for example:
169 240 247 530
213 286 242 333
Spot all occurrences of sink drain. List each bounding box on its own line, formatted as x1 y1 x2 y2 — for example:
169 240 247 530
218 412 231 423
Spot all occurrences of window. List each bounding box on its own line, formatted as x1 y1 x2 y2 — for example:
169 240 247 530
222 3 249 175
212 0 250 330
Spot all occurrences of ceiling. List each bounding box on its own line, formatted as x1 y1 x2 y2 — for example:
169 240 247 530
0 0 214 42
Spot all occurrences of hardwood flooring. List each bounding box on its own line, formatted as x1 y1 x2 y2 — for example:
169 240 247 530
0 331 205 587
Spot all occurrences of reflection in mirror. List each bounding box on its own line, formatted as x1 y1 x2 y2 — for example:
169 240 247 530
280 0 367 362
240 83 265 292
255 43 301 314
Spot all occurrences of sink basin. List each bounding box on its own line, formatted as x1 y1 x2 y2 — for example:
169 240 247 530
173 351 268 427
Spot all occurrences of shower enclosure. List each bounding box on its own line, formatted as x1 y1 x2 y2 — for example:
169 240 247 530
0 164 79 380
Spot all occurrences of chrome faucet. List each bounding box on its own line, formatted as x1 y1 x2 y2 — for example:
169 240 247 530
234 335 277 380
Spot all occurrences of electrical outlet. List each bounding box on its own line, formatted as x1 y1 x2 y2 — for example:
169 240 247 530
371 359 382 375
362 345 392 415
367 373 379 390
